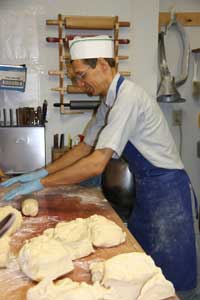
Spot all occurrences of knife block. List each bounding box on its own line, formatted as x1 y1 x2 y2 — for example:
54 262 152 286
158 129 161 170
52 147 68 161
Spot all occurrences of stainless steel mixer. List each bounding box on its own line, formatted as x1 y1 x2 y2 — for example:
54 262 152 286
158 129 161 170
102 157 135 222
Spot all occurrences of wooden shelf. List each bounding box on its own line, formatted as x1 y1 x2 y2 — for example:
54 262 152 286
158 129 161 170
159 12 200 28
192 48 200 54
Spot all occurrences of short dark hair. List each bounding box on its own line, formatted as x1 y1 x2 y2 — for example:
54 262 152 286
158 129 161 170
82 58 116 68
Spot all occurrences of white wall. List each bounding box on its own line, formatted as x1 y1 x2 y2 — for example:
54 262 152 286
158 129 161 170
0 0 158 163
159 0 200 201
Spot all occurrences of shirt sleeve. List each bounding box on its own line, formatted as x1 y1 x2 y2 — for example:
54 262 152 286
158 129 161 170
84 101 109 146
95 82 140 157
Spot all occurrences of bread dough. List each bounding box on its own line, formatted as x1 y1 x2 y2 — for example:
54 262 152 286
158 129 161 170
22 199 39 217
18 235 74 281
52 218 89 242
137 273 175 300
90 252 175 300
26 252 175 300
0 205 23 236
63 239 95 260
0 236 10 268
43 215 126 252
43 218 94 260
87 215 126 247
27 277 108 300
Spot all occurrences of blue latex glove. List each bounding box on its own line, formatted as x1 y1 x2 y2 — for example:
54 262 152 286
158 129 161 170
3 179 44 201
0 169 48 188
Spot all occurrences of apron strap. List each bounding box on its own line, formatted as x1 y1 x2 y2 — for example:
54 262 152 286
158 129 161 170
116 75 125 95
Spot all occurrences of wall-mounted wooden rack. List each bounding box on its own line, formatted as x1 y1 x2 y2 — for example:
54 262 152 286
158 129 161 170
159 12 200 29
192 48 200 53
46 15 130 114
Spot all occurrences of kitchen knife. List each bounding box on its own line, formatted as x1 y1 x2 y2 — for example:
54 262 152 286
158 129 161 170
60 133 64 149
42 100 48 125
3 108 6 126
16 108 19 126
53 134 59 149
36 106 42 126
29 107 35 126
9 109 13 126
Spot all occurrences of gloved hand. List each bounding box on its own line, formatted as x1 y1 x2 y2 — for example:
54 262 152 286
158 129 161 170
3 179 44 201
0 169 48 188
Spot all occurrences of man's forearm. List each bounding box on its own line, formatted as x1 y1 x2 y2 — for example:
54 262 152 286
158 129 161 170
41 148 113 186
46 142 93 175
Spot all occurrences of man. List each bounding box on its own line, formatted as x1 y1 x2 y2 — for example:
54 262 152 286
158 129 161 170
0 35 199 298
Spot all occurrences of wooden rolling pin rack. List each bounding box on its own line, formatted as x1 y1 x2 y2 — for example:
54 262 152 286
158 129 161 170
46 15 130 114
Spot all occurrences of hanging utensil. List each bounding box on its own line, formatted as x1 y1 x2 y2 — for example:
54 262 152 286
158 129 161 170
157 32 185 103
164 9 190 87
192 51 200 97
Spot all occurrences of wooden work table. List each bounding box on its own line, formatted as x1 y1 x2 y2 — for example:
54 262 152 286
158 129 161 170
0 185 178 300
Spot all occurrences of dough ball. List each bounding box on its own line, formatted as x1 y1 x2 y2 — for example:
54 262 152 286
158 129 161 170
18 235 74 281
0 236 11 268
22 199 39 217
87 214 126 247
0 205 23 236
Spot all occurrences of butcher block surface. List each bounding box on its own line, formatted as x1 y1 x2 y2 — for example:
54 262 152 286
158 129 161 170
0 185 178 300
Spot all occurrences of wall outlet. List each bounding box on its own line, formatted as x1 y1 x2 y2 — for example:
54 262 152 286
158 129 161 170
172 109 182 126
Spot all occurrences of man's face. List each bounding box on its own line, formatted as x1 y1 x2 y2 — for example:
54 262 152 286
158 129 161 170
71 59 106 96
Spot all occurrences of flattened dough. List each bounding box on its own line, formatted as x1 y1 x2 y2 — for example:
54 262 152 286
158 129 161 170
0 205 23 236
22 199 39 217
18 235 74 281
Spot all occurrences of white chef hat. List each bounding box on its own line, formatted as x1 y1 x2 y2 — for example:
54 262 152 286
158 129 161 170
69 35 114 60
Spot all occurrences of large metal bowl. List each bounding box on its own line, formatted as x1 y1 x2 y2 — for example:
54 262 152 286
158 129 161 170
102 158 135 221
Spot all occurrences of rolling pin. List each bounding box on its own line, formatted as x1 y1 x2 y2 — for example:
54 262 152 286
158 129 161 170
46 16 130 29
51 86 86 94
53 101 100 110
46 36 130 44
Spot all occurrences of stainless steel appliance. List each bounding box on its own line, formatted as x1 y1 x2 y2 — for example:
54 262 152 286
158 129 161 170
0 127 45 174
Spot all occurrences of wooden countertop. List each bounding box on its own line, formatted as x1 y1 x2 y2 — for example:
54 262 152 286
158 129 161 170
0 185 178 300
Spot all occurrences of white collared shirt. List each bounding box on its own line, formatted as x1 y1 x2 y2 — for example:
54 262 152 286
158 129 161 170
84 73 183 169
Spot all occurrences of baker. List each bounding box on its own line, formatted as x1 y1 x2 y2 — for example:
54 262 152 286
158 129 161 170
0 35 199 298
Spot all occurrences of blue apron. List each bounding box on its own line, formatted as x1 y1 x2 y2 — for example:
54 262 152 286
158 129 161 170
116 76 197 291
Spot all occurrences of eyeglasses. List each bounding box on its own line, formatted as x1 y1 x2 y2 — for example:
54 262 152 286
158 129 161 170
75 66 91 81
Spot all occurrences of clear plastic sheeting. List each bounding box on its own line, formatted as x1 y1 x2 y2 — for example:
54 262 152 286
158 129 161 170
0 10 39 64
